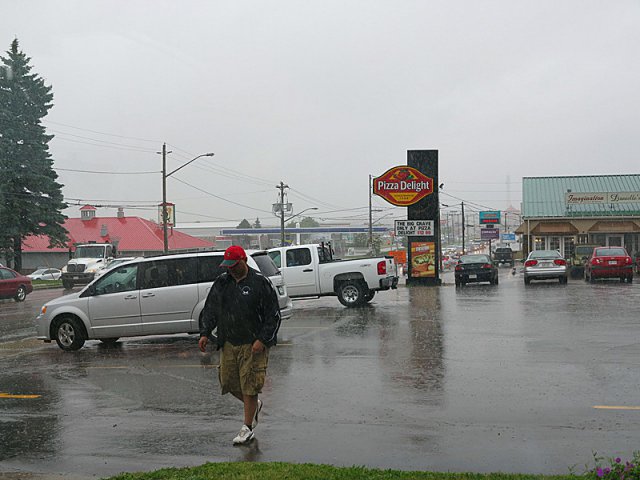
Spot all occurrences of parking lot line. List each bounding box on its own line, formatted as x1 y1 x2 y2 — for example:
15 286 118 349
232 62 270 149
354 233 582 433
0 392 41 399
593 405 640 410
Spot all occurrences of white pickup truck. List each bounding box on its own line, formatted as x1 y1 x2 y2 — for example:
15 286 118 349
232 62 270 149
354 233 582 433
267 244 399 307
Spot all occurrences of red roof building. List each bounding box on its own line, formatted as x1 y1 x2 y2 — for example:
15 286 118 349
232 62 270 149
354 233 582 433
20 208 214 269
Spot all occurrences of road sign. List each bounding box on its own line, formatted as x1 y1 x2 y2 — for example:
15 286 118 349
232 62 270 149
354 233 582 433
481 227 500 240
394 220 434 236
501 233 516 241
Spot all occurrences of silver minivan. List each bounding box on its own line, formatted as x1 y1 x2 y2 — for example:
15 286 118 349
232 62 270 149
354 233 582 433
35 251 292 351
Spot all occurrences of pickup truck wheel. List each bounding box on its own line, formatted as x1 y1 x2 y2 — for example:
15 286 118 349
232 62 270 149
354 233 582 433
337 281 366 307
54 316 86 351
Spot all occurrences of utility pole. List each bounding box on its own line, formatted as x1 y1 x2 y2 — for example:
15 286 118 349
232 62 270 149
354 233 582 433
368 174 373 250
278 181 289 247
161 143 170 254
461 201 466 254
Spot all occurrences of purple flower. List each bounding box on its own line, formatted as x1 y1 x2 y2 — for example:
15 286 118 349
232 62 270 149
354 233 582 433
616 458 622 464
597 468 605 477
604 467 611 474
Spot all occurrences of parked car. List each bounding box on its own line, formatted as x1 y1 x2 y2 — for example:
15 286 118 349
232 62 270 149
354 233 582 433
454 254 498 287
584 247 634 283
569 244 599 278
0 266 34 302
523 250 568 285
35 251 288 351
246 250 293 320
493 247 514 267
94 257 141 279
27 268 62 281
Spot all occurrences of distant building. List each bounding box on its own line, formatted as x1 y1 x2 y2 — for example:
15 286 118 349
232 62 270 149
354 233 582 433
19 207 213 269
516 175 640 258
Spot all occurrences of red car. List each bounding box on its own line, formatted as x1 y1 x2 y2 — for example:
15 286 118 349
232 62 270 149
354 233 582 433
584 247 634 283
0 266 34 302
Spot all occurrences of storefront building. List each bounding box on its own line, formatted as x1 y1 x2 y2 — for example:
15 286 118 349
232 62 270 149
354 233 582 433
516 175 640 259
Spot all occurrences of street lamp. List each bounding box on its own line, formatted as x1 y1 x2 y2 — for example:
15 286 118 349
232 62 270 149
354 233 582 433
160 144 214 253
281 207 318 246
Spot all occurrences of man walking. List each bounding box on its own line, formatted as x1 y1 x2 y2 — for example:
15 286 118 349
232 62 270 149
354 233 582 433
198 246 281 445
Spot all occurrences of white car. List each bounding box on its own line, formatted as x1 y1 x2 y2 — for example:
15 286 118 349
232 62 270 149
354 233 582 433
28 268 62 281
35 251 290 351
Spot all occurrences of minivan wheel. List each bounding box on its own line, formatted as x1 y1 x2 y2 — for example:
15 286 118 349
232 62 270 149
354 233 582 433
54 316 86 351
15 286 27 302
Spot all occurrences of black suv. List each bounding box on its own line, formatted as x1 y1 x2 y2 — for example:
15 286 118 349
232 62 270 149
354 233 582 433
493 247 514 266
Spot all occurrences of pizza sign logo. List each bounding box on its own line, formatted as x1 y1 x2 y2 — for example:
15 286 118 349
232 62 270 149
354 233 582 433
373 166 434 206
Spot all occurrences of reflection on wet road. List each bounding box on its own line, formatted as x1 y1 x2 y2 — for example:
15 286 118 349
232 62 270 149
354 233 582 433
1 271 639 477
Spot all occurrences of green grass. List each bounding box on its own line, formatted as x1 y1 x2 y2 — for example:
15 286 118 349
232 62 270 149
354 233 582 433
32 279 62 288
106 462 588 480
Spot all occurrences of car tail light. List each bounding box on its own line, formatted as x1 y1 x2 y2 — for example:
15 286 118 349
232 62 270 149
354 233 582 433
625 257 633 265
553 259 566 266
482 264 493 269
377 261 386 275
524 260 537 267
455 265 463 271
592 258 602 265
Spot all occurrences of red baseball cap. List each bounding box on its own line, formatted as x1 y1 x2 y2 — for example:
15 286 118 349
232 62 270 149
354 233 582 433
220 245 247 267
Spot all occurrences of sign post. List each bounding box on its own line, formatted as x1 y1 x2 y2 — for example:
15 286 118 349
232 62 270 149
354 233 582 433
373 151 440 286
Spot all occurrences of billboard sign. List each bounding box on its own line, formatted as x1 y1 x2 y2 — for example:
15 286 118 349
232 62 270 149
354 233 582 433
481 227 500 240
479 211 501 224
373 166 433 206
501 233 516 241
410 241 436 278
394 220 434 236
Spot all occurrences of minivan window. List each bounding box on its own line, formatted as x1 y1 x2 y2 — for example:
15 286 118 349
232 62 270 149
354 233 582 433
94 264 138 295
268 251 281 268
140 257 197 289
252 254 279 277
286 248 312 267
198 255 225 283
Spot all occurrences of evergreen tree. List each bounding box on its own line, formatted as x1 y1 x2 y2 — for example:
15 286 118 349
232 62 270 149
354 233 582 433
253 217 262 228
0 39 67 270
237 219 252 229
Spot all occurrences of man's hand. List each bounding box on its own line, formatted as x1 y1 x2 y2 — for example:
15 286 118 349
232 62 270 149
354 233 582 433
198 336 208 352
252 339 265 354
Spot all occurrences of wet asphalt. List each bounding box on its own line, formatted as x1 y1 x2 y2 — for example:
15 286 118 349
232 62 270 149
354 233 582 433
1 269 639 478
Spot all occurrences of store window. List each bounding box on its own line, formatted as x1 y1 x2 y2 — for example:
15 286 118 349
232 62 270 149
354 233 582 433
563 237 575 259
533 237 545 250
549 236 561 252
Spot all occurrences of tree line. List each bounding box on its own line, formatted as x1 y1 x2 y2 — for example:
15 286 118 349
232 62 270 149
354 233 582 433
0 39 67 271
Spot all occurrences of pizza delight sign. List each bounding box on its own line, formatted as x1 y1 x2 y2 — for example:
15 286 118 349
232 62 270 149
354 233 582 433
373 166 433 206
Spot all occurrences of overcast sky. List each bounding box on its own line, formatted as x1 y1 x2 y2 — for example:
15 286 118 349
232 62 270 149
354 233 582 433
4 1 640 227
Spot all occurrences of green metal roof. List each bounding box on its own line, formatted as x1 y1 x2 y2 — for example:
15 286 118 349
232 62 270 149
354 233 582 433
522 174 640 218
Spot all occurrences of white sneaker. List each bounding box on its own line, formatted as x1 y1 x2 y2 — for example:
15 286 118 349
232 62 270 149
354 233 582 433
252 399 263 429
232 425 254 445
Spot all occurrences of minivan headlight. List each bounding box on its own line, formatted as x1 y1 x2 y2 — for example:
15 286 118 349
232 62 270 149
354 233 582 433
40 305 47 315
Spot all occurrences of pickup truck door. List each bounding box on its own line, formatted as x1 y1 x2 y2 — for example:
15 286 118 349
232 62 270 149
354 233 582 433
278 247 319 297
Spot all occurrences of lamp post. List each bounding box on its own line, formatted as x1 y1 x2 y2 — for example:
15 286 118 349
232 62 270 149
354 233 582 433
281 207 319 246
160 143 214 253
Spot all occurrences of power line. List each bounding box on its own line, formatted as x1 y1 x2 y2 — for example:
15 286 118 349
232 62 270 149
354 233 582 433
43 120 160 143
56 167 159 175
52 136 158 153
172 176 272 214
48 128 160 151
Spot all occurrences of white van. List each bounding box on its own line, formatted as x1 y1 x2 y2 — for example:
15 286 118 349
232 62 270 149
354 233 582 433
35 251 292 351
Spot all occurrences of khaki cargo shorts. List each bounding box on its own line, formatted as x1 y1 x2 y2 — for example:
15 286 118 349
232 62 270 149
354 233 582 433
218 342 269 396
